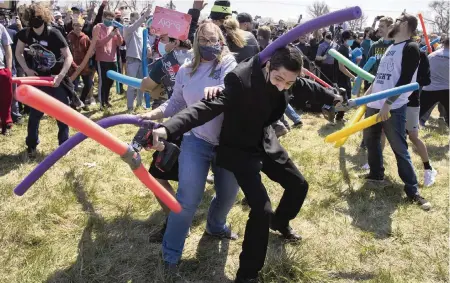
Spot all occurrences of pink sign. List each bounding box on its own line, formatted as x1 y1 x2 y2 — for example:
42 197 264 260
150 6 192 41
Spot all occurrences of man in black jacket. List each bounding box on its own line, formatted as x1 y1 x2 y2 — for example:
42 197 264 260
150 46 343 282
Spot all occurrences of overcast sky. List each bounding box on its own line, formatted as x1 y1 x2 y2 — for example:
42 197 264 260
49 0 438 31
151 0 436 29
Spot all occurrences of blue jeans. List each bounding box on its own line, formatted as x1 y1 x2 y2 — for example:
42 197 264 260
162 132 240 264
26 86 70 149
284 104 301 124
363 105 419 197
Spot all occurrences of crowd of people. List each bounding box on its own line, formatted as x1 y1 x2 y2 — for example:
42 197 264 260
0 1 448 282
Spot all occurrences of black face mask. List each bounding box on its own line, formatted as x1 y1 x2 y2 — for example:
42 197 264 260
30 16 44 29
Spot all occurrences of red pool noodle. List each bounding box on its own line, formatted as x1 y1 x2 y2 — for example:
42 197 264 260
15 85 181 213
303 68 332 89
12 76 54 82
418 13 432 54
15 80 54 87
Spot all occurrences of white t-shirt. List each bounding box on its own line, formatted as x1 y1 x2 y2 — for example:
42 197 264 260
160 54 237 145
368 40 420 110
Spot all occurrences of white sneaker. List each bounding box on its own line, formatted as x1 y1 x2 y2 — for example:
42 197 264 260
361 163 370 170
424 169 437 187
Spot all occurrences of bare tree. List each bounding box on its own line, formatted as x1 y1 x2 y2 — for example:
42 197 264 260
259 17 274 26
165 0 176 10
425 0 449 34
307 1 330 18
348 12 368 31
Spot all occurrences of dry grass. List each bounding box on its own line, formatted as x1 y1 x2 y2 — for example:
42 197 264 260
0 90 448 283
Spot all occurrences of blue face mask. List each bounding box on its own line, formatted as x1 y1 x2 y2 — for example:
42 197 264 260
346 39 354 46
383 39 392 44
199 43 222 61
103 19 113 27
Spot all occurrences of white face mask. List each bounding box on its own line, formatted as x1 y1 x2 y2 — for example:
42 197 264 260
158 41 167 56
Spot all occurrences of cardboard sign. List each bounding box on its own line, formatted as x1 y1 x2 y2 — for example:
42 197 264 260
150 6 192 41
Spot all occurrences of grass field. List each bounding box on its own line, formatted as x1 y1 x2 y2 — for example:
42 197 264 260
0 90 448 283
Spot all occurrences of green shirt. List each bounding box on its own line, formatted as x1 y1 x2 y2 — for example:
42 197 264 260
367 38 394 75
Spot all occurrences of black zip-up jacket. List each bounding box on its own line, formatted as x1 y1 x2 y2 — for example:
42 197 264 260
162 55 337 171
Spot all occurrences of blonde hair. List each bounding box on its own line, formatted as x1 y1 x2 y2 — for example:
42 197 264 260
190 22 230 76
223 17 246 48
380 17 394 27
257 26 271 41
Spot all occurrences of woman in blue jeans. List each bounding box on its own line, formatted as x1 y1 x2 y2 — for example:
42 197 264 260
140 22 239 268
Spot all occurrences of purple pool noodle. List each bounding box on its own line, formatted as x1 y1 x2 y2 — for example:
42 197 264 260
14 115 146 196
259 6 362 64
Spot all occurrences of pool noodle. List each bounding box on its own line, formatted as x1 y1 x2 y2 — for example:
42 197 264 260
259 7 362 64
325 112 391 143
328 49 375 82
14 115 145 196
15 85 181 213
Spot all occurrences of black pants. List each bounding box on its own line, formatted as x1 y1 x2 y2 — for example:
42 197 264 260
420 89 449 125
320 63 335 86
97 61 117 106
233 155 308 279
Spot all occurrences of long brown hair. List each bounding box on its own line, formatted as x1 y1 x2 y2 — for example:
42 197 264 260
189 22 230 76
223 17 246 48
23 3 52 24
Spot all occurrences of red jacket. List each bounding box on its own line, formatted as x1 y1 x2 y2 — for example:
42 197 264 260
67 31 92 76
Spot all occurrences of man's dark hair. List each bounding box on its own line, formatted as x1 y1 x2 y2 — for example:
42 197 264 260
269 46 303 73
341 30 353 41
364 27 375 39
168 37 193 49
402 13 418 34
325 32 332 40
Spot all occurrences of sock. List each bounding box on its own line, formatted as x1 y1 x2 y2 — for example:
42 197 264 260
423 161 432 170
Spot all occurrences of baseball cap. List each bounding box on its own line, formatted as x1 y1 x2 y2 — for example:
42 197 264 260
53 11 62 18
71 6 83 13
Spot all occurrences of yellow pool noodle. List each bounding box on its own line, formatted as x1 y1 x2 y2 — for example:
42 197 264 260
334 105 367 148
325 112 391 143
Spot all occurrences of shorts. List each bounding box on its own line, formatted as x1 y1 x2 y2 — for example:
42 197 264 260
406 106 420 132
148 137 181 181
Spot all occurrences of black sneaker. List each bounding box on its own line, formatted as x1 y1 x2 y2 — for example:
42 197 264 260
70 95 85 110
106 102 113 108
206 225 238 240
408 195 431 211
292 121 303 128
361 174 386 184
270 220 302 242
27 147 37 159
